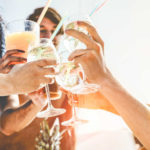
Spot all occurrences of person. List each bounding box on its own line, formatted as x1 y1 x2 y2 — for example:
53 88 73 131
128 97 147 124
67 21 150 150
0 15 56 96
27 7 64 47
0 7 75 150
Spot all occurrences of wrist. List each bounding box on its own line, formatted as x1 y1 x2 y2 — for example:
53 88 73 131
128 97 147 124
97 69 117 91
99 72 121 94
96 68 111 82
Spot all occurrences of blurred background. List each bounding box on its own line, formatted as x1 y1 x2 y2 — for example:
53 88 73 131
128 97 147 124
0 0 150 149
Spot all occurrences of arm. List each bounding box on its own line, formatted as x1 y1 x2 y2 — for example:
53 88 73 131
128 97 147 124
65 21 118 115
99 75 150 150
68 21 150 150
0 91 47 135
76 92 118 114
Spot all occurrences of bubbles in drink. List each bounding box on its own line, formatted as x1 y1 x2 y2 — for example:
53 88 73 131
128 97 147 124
56 62 81 90
28 45 56 62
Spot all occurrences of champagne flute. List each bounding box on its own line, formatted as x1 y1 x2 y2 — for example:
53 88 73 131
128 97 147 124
28 38 66 118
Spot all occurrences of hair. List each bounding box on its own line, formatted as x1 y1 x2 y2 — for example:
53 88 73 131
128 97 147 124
0 15 3 22
0 15 7 101
27 7 64 35
0 15 5 58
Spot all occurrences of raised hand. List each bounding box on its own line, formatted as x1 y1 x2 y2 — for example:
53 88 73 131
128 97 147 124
7 59 56 94
0 49 27 74
67 21 109 85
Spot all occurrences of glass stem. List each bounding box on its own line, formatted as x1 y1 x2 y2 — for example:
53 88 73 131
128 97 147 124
45 84 53 109
71 95 77 121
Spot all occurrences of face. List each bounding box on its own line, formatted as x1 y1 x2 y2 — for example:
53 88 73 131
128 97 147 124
40 17 61 47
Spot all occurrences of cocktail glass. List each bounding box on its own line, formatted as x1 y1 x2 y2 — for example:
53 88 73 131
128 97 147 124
28 38 66 118
5 20 40 59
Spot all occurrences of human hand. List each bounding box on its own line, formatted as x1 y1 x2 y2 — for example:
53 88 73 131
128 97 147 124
67 21 110 85
0 49 27 73
8 59 56 94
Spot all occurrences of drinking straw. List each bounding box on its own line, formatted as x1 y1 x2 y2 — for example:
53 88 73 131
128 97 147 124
89 0 109 17
37 0 52 25
50 16 67 41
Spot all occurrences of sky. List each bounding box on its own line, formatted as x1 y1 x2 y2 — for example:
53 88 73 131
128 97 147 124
0 0 150 103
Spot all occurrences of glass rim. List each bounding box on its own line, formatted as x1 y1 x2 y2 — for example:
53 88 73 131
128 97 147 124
6 19 39 27
28 38 56 51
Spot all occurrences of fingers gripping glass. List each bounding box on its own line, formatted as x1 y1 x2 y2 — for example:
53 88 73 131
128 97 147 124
55 15 100 126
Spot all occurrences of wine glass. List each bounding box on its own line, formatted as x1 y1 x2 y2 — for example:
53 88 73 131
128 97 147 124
61 93 89 127
56 47 99 95
28 38 66 118
55 15 100 126
55 53 98 126
63 14 92 52
59 14 100 93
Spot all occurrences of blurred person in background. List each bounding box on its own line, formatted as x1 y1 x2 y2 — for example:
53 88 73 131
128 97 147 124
0 8 75 150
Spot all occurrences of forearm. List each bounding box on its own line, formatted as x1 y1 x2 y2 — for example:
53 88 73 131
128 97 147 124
100 76 150 150
0 100 42 135
77 92 118 115
0 74 14 96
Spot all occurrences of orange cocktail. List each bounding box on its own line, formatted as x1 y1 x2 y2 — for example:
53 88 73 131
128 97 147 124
6 31 38 58
5 20 39 59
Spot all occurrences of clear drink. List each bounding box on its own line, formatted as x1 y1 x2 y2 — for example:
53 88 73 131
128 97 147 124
28 38 66 118
28 42 56 61
56 62 81 91
63 15 91 52
28 38 61 100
